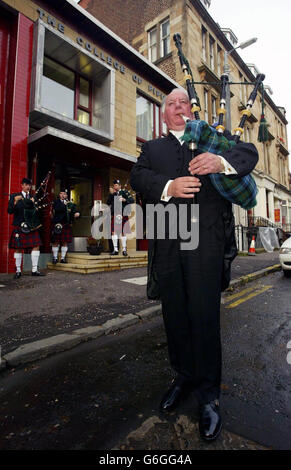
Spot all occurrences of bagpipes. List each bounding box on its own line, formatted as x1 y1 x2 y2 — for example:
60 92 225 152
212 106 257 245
21 171 52 233
173 33 263 210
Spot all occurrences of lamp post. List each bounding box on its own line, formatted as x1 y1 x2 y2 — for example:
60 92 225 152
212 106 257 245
223 37 257 131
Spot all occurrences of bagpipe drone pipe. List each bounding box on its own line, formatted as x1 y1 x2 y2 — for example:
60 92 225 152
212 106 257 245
173 33 263 210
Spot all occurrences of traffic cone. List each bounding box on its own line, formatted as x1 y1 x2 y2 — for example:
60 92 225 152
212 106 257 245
248 235 256 256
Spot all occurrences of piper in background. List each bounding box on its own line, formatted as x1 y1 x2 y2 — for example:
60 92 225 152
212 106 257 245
51 189 80 264
7 177 45 278
106 179 134 256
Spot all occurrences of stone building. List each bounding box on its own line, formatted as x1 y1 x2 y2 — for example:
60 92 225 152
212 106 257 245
80 0 291 233
0 0 178 272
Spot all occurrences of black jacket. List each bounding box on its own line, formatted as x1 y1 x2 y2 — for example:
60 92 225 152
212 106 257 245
52 199 79 224
107 189 134 215
7 193 32 226
130 133 258 296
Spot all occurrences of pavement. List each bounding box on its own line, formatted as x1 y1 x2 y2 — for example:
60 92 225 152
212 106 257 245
0 250 285 451
0 250 281 371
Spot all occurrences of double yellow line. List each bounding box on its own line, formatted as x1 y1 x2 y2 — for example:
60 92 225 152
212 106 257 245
223 285 273 309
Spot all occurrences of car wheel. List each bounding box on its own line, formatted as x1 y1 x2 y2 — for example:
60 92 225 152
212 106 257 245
283 269 290 277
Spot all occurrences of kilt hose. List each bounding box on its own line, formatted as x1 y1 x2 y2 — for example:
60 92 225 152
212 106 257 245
51 224 73 245
111 215 131 235
9 227 42 249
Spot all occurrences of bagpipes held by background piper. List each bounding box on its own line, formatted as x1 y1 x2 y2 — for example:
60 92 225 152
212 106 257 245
173 33 263 210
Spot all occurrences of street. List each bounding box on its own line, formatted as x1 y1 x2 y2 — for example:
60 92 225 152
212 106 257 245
0 268 290 450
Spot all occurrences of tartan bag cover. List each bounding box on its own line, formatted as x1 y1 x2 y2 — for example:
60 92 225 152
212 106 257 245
181 120 258 210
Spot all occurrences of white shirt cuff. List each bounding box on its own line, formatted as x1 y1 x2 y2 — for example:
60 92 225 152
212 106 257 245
161 180 173 202
219 156 237 175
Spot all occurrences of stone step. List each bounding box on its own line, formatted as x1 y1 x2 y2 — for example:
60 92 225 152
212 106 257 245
47 260 148 274
66 254 147 265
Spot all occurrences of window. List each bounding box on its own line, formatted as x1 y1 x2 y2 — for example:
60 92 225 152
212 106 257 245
202 27 207 61
148 28 157 62
209 36 215 70
239 72 247 104
41 56 93 127
160 19 170 58
211 96 217 124
217 45 222 77
204 89 209 123
148 18 170 63
136 93 163 142
42 56 75 119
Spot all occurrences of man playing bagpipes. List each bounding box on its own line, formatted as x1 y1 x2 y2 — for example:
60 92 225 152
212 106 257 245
51 189 80 264
106 179 134 256
7 177 45 279
130 87 259 442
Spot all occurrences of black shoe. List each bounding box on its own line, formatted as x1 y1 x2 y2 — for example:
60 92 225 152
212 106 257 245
159 378 192 413
60 259 67 264
199 400 222 441
14 272 21 279
111 251 119 255
122 250 128 256
52 258 58 264
31 271 46 276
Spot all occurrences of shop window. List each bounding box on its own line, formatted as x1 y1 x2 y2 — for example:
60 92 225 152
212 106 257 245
41 56 94 127
30 21 114 143
136 93 163 142
41 57 75 119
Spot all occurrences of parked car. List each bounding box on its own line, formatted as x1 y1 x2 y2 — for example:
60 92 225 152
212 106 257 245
279 236 291 276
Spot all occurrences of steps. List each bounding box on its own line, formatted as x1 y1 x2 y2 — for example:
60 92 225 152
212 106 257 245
47 251 148 274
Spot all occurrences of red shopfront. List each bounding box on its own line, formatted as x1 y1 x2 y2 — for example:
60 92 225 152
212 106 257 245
0 9 34 273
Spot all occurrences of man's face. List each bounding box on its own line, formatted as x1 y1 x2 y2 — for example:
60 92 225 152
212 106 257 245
21 183 31 194
162 90 192 131
60 192 68 200
113 183 121 192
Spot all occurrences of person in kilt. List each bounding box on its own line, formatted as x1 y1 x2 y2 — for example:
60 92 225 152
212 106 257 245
51 190 80 264
106 179 134 256
7 177 45 279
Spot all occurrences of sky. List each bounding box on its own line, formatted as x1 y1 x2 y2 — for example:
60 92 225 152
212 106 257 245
208 0 291 169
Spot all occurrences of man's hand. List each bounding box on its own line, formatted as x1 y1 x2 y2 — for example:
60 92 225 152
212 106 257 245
74 212 80 218
188 152 224 175
167 176 201 198
14 195 23 204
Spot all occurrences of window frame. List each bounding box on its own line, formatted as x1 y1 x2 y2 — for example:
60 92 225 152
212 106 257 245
160 18 170 58
136 92 164 144
43 54 93 127
148 17 170 63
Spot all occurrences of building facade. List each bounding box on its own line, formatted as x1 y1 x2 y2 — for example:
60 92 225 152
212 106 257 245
0 0 178 273
80 0 291 233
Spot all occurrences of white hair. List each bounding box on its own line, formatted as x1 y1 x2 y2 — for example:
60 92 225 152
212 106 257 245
161 87 189 112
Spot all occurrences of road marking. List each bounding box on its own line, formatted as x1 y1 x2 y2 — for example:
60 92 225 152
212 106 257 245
225 285 272 309
121 276 147 285
223 285 259 303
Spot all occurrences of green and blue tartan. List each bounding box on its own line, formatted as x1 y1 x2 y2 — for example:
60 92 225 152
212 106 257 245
181 120 258 210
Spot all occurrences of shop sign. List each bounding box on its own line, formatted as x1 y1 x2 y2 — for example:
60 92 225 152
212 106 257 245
274 208 281 222
36 8 164 99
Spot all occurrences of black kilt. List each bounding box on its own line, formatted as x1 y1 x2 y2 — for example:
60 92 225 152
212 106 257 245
111 215 131 235
51 224 73 244
9 227 42 249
